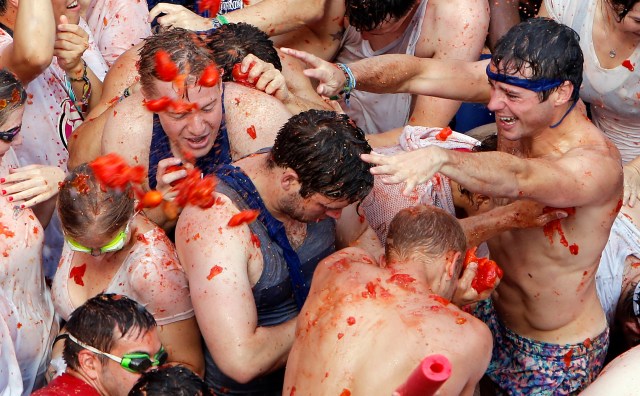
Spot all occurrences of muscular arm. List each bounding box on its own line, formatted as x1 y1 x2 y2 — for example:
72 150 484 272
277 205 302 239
460 199 568 248
0 0 55 84
366 144 622 208
176 198 296 383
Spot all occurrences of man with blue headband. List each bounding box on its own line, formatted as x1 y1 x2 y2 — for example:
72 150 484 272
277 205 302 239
282 18 623 395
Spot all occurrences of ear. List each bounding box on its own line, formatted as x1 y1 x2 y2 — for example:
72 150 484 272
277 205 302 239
77 349 102 380
471 193 493 213
553 81 574 106
280 168 300 192
444 250 462 279
8 0 18 9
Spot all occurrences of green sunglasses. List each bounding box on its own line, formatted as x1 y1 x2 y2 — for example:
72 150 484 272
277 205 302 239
65 223 130 256
66 333 168 374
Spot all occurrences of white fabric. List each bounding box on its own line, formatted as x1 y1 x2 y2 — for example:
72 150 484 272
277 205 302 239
0 20 109 278
52 225 194 326
86 0 152 67
0 150 59 395
362 126 479 243
597 212 640 324
0 291 23 396
334 0 428 134
545 0 640 164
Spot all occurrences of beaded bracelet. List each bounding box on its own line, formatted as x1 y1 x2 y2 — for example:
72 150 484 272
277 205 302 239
331 63 357 106
65 60 92 114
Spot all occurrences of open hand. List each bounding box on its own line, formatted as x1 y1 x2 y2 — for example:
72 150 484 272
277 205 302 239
1 165 65 208
280 47 346 97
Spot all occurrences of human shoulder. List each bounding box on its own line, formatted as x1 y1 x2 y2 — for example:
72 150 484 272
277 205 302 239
32 373 100 396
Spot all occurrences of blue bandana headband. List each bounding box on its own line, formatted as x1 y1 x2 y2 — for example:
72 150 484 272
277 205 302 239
486 64 576 129
485 64 564 92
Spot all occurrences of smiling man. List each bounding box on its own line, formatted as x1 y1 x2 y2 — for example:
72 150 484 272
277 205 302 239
284 18 623 394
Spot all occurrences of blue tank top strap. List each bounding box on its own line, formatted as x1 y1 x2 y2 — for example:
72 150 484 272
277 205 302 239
215 164 310 309
148 86 232 189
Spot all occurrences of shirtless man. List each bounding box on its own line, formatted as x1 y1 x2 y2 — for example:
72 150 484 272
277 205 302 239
283 18 622 393
151 0 489 145
100 28 294 228
175 109 382 395
283 205 492 395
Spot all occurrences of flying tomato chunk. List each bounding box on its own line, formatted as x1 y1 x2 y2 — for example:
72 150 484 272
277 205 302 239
154 50 179 82
227 209 260 227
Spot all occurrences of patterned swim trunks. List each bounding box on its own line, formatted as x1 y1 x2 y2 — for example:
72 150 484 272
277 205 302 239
474 299 609 395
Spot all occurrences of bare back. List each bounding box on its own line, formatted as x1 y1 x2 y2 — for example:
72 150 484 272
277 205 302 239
283 248 492 396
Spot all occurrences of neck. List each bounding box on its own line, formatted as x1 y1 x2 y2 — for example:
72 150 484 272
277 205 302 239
386 258 448 297
238 154 290 223
65 369 103 395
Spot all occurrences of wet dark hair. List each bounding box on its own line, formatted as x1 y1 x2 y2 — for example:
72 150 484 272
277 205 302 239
491 18 583 103
386 205 466 273
64 294 157 370
206 22 282 82
0 69 26 126
57 163 135 241
270 110 373 202
0 0 7 15
606 0 639 21
346 0 417 32
138 28 216 97
129 365 213 396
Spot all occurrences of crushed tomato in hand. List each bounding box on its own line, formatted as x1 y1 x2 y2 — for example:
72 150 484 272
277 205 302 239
463 246 504 294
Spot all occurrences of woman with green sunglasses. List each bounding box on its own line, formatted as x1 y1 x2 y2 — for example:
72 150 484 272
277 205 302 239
49 164 204 378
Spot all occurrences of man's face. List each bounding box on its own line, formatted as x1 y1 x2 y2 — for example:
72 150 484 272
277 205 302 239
281 192 351 223
149 80 223 159
98 328 163 396
487 78 554 141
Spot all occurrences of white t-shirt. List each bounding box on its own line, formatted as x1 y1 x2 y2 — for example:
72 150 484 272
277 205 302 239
545 0 640 164
86 0 152 67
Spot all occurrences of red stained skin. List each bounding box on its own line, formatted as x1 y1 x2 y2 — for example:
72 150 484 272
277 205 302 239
206 265 223 280
137 234 149 245
246 125 257 140
70 263 87 286
435 126 453 141
33 227 38 234
622 59 635 72
227 209 260 227
199 64 220 87
154 50 179 82
346 316 356 326
250 232 261 248
289 386 296 396
199 0 221 14
169 100 199 114
362 281 377 298
329 258 350 272
337 333 344 339
569 244 579 255
386 273 416 290
456 317 467 325
542 207 576 250
340 389 351 396
430 294 450 306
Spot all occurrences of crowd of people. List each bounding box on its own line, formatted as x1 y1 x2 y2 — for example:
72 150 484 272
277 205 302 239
0 0 639 394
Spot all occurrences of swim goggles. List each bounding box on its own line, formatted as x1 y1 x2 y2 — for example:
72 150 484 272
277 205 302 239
66 223 130 256
66 333 168 374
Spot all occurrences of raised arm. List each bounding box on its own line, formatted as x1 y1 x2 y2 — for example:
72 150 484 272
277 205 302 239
281 48 491 104
362 144 621 208
149 0 327 34
175 197 296 383
0 0 55 84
